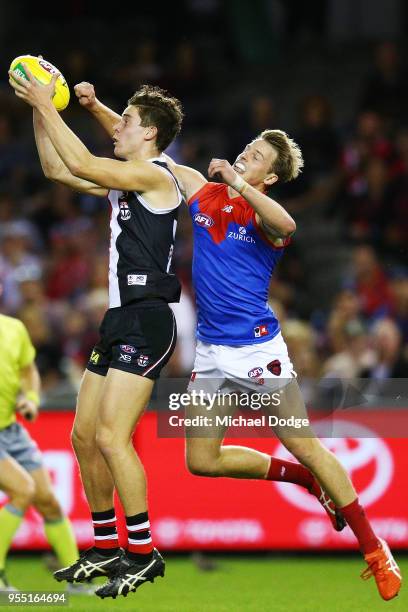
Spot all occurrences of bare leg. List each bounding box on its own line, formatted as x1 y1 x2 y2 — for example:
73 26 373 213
185 398 270 477
186 380 356 508
71 370 115 512
0 457 35 512
0 458 35 570
186 438 270 477
95 369 154 516
270 379 357 507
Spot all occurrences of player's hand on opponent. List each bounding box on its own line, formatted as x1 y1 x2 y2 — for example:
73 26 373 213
74 82 98 110
208 158 239 187
16 395 39 422
8 64 59 109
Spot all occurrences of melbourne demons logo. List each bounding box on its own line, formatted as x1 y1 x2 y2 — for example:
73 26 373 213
193 213 215 228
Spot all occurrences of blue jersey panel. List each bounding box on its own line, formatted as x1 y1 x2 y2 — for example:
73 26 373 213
189 183 287 346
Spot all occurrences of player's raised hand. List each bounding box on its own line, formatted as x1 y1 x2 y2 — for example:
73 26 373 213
16 395 39 422
74 81 97 109
208 158 239 186
9 64 59 110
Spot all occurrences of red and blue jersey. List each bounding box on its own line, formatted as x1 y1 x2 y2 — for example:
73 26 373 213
188 182 289 346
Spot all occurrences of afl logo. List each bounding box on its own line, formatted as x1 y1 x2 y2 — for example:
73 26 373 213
120 345 136 354
194 213 214 228
248 367 263 379
39 59 59 75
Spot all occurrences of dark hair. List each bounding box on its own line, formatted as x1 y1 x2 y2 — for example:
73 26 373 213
128 85 184 152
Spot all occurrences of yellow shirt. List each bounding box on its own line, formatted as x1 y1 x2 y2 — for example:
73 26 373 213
0 314 36 430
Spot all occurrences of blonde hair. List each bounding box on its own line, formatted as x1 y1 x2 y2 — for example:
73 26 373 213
259 129 304 182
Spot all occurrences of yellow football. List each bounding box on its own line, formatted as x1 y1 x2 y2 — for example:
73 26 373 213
9 55 70 111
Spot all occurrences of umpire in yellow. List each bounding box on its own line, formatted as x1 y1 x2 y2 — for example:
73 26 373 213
0 312 78 591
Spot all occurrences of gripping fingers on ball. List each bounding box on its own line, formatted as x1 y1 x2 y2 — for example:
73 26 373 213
21 63 37 83
8 76 28 95
9 71 29 89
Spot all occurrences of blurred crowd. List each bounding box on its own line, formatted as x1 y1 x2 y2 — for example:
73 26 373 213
0 8 407 403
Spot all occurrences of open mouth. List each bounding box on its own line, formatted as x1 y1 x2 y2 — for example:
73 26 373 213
234 161 246 173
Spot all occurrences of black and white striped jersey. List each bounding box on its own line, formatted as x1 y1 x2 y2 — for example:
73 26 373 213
107 157 183 308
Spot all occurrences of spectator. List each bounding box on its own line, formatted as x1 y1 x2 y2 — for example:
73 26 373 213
361 318 408 379
345 245 395 320
360 41 408 125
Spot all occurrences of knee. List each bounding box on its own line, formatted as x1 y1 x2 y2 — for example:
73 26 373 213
71 423 96 455
186 452 219 477
95 425 123 459
283 438 323 468
9 475 36 510
34 492 62 521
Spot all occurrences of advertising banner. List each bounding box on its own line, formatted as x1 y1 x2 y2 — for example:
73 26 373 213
2 411 407 550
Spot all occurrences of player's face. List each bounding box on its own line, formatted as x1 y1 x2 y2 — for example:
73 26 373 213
233 139 278 189
112 107 155 159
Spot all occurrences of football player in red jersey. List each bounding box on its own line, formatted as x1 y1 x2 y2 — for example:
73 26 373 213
26 77 405 602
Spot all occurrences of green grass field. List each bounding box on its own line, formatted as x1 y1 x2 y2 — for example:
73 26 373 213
3 554 407 612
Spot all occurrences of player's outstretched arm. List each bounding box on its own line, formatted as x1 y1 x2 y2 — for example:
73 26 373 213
74 82 121 138
208 158 296 240
10 67 169 194
163 155 207 202
33 109 108 196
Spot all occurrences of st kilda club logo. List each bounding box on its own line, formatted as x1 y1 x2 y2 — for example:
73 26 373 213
119 192 131 221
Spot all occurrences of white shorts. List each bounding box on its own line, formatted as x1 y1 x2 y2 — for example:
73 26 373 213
188 332 296 395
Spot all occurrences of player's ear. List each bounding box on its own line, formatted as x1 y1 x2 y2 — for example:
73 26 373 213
144 125 158 142
264 173 278 188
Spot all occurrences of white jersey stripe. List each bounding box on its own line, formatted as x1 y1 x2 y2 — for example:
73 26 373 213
108 191 122 308
142 311 176 376
95 534 119 541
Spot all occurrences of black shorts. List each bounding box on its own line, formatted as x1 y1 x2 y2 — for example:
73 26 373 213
86 300 177 380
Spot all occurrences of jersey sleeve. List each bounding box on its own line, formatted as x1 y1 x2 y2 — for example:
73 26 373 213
17 321 36 368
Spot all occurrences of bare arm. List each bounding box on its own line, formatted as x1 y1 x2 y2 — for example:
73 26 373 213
73 86 207 201
162 155 207 201
165 154 295 242
17 362 41 422
74 82 121 138
11 69 170 194
33 109 108 196
208 159 296 240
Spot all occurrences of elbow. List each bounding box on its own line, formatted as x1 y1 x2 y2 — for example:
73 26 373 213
68 161 83 177
69 154 93 179
284 219 296 236
277 218 296 237
42 165 59 181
